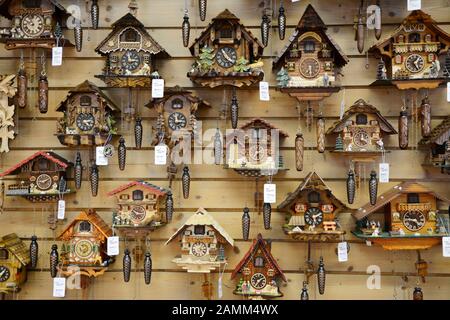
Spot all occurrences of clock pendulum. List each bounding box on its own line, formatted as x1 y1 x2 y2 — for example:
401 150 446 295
38 54 48 114
144 252 152 285
214 128 222 165
317 256 326 295
198 0 207 21
230 90 239 129
50 245 59 278
17 56 27 109
182 166 190 199
278 1 286 40
347 169 356 204
355 0 365 54
165 191 174 222
74 19 83 52
242 207 250 241
316 114 325 153
182 6 190 48
420 96 431 138
295 131 304 171
91 0 100 29
398 107 409 150
300 281 309 300
263 202 271 230
368 170 378 205
123 248 132 283
30 235 39 269
118 137 126 171
260 12 270 48
74 152 83 189
134 117 143 149
90 163 99 197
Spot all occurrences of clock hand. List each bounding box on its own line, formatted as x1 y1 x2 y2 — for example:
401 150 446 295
0 269 5 277
222 50 234 63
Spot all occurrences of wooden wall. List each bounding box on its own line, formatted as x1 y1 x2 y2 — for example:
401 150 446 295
0 0 449 300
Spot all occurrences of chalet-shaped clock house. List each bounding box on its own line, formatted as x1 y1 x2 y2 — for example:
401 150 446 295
278 171 347 241
0 150 73 202
0 233 30 294
187 9 264 88
56 80 119 147
231 234 286 299
369 10 450 90
419 116 450 174
165 208 234 273
352 181 449 250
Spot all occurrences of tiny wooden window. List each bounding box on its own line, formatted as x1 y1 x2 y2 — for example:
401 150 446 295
407 193 420 203
132 190 144 201
219 25 233 39
120 28 141 42
304 40 315 53
0 249 8 260
397 35 405 43
308 191 320 203
408 33 421 43
80 95 92 106
24 0 41 8
254 256 265 268
424 34 432 42
34 158 49 171
79 221 91 233
356 114 368 125
172 98 184 109
194 225 205 235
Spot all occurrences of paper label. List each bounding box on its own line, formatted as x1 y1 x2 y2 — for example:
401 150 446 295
107 236 120 256
338 242 348 262
379 163 389 183
443 237 450 257
366 5 381 30
53 277 66 298
218 276 223 299
52 47 63 66
152 79 164 98
57 200 65 220
366 240 372 246
447 82 450 102
259 82 270 101
95 147 108 166
407 0 421 10
264 183 276 203
155 145 167 165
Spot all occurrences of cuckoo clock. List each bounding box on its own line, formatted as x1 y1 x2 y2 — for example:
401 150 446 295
225 118 288 177
146 86 210 148
165 208 234 273
327 99 397 162
419 116 450 174
273 4 348 102
0 0 73 50
278 171 347 241
0 150 73 202
56 80 119 147
56 209 114 278
0 233 30 294
352 182 449 250
0 74 16 153
95 11 170 88
187 9 265 88
369 10 450 90
231 234 286 300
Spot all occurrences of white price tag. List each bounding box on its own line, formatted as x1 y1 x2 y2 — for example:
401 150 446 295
443 237 450 257
218 276 223 299
447 82 450 102
152 79 164 98
107 236 120 256
53 277 66 298
259 81 270 101
57 200 66 220
379 163 389 183
365 240 372 246
263 183 276 203
52 47 63 66
407 0 421 10
154 145 167 165
95 147 108 166
337 242 348 262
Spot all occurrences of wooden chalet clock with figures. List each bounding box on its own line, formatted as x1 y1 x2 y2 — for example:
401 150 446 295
0 150 73 202
95 11 170 88
225 118 288 177
0 233 30 294
187 9 265 88
165 208 234 273
56 209 114 278
352 182 449 250
0 0 73 50
369 10 450 90
272 4 348 102
327 99 397 161
108 181 170 233
145 86 210 147
278 171 347 241
419 116 450 174
231 234 286 299
55 80 119 147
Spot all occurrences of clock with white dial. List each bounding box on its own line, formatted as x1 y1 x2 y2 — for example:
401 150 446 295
21 14 45 37
191 242 207 257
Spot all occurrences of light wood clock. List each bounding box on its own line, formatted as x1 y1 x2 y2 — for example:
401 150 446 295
0 233 30 294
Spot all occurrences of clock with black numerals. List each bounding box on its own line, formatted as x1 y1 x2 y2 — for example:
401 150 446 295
250 273 267 289
76 113 95 132
121 51 141 71
168 112 187 131
216 46 238 68
0 266 10 282
191 242 207 257
21 14 45 37
304 207 324 226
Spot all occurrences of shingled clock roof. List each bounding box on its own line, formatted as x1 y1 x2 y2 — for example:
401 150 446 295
58 210 113 241
0 151 72 177
0 233 30 266
231 233 286 281
107 181 169 197
273 4 348 69
145 86 211 109
0 0 68 20
419 116 450 146
326 99 397 135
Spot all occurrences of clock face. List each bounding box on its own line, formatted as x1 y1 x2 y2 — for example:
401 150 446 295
299 58 320 78
304 207 324 226
21 14 45 37
0 266 10 282
168 112 187 131
130 205 146 223
405 54 424 73
353 130 370 148
36 173 53 190
74 239 95 259
76 113 95 132
121 51 141 71
216 46 237 68
191 242 207 257
249 144 266 162
250 273 267 290
402 211 426 232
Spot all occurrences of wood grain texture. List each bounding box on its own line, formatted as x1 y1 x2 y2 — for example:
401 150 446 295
0 0 448 300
